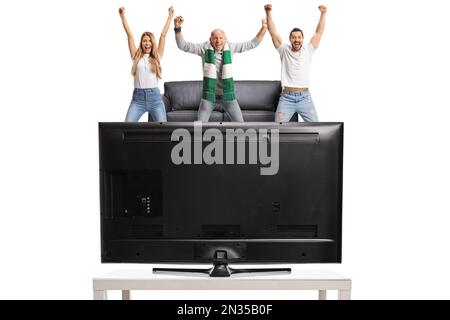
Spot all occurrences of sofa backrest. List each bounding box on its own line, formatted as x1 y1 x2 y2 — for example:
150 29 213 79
163 80 282 111
234 81 281 111
164 81 203 111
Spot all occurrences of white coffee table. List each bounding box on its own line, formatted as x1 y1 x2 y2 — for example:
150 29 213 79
93 268 351 300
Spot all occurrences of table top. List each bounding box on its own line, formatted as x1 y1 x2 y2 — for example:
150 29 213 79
94 268 351 282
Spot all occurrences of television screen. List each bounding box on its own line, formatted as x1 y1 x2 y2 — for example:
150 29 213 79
99 122 343 271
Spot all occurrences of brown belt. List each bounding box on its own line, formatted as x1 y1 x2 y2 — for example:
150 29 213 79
283 87 309 92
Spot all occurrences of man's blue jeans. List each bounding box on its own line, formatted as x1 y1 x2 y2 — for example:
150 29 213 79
275 90 318 122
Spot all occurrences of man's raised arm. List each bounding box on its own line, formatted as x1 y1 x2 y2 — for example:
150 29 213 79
174 16 204 56
231 18 267 53
310 5 327 49
264 4 282 49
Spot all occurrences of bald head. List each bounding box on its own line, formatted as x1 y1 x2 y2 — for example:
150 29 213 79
210 29 227 51
211 29 226 38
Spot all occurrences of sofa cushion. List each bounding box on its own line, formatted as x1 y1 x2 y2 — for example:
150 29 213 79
223 111 298 122
234 81 281 111
164 81 201 111
167 111 223 122
225 111 275 122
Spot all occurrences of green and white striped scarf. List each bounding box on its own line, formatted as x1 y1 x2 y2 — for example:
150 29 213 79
202 43 235 102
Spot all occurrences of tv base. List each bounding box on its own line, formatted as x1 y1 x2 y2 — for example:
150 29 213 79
153 250 291 277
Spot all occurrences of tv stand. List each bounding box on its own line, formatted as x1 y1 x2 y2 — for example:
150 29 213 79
153 250 291 277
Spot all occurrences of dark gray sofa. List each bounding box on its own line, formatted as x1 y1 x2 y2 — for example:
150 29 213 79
150 80 298 122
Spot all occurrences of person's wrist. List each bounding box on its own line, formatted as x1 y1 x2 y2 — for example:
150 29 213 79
174 26 181 33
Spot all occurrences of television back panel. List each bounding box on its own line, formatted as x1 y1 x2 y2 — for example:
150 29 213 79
99 122 343 263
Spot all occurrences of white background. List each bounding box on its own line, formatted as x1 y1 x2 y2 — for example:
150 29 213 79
0 0 449 299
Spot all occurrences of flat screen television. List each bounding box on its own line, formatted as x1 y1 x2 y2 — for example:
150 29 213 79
99 122 343 276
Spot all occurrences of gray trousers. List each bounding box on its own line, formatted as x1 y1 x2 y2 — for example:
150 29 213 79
198 99 244 122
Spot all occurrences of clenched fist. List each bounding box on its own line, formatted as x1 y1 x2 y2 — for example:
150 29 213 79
174 16 184 28
319 5 327 13
262 18 267 28
264 4 272 13
119 7 125 18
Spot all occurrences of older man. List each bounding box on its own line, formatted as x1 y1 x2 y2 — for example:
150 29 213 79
174 16 267 122
265 4 327 122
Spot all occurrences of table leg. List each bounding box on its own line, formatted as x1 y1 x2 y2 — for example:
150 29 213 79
122 290 131 300
338 289 351 300
318 290 327 300
94 290 107 300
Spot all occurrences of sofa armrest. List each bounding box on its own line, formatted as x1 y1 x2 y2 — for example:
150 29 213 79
161 94 171 113
147 94 171 122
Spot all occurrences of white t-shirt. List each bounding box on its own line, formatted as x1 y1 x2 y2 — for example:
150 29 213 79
277 42 315 88
133 54 159 89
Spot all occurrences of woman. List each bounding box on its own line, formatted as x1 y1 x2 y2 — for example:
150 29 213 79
119 6 173 122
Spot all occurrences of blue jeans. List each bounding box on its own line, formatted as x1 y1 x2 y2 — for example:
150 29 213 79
275 90 318 122
198 98 244 122
125 88 167 122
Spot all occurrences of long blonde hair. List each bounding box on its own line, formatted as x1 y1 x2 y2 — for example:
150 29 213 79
131 32 162 79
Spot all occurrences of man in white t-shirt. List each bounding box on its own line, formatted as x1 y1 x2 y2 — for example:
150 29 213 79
265 4 327 122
